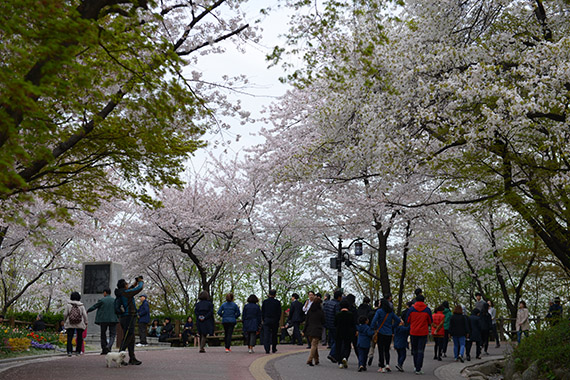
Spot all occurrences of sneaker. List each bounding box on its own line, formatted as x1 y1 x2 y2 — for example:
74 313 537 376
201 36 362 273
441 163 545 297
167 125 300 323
136 343 143 347
67 353 72 357
129 358 142 365
342 358 348 368
339 363 344 369
385 365 391 372
415 370 424 375
248 348 252 354
358 366 364 372
459 356 464 363
395 364 404 372
378 367 386 373
328 355 337 364
307 362 314 366
199 349 206 353
225 348 230 353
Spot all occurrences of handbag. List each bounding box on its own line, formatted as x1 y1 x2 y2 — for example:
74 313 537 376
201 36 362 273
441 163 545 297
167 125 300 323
372 313 389 344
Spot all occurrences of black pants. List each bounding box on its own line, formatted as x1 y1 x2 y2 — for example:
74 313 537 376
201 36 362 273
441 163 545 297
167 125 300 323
120 315 137 360
378 334 392 367
138 322 148 344
335 335 352 363
263 322 279 353
291 321 303 345
465 339 481 358
99 323 117 352
481 329 490 352
223 322 236 349
66 328 84 354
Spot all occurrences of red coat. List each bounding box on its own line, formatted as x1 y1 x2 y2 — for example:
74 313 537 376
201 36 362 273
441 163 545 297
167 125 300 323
431 312 445 338
406 301 433 336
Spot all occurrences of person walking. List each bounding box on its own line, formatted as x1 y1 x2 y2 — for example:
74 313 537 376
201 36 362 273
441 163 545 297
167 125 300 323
64 291 88 357
261 289 282 354
370 298 400 372
116 277 144 365
431 306 445 361
406 294 433 375
487 300 500 348
323 290 342 363
136 294 150 347
465 308 482 361
195 290 214 353
334 300 356 369
217 292 241 352
441 301 452 357
393 319 410 372
356 315 375 372
516 301 530 344
87 288 118 354
288 293 304 346
304 297 325 366
480 302 492 355
243 294 262 353
449 305 469 362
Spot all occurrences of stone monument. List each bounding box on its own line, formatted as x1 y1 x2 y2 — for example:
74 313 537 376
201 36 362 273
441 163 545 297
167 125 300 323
82 262 122 334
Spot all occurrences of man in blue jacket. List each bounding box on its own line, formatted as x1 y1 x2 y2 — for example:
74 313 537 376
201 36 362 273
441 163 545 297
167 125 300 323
287 293 304 345
115 277 144 365
323 290 342 363
137 294 150 347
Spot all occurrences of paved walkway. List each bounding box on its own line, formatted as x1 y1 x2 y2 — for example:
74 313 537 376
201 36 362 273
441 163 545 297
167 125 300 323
0 342 508 380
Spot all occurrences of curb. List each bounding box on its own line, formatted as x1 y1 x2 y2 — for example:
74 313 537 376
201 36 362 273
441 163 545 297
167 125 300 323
434 355 504 380
249 349 306 380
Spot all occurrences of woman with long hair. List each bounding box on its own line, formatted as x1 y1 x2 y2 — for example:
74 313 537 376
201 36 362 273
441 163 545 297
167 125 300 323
449 305 469 362
243 294 262 353
304 297 325 366
217 292 241 352
516 301 530 344
194 290 214 353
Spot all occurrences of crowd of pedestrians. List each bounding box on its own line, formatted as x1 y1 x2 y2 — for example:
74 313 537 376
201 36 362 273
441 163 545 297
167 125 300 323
45 281 565 375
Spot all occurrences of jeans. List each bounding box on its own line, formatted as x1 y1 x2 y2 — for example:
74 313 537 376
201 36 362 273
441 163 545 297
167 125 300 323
223 322 236 349
396 347 406 367
410 335 427 371
516 329 528 344
99 323 117 351
357 346 370 368
453 336 465 358
66 328 84 354
328 327 337 358
378 334 392 367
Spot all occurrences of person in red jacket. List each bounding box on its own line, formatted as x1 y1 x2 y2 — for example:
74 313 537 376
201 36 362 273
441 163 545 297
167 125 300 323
406 295 433 375
431 306 446 361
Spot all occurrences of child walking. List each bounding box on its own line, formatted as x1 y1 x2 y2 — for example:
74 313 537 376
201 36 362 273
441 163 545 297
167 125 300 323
393 319 410 372
356 316 375 372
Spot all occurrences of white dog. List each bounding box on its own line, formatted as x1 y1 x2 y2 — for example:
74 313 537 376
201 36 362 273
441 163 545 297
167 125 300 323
106 351 127 368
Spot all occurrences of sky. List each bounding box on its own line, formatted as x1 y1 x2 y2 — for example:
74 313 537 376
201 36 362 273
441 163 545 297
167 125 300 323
187 1 295 173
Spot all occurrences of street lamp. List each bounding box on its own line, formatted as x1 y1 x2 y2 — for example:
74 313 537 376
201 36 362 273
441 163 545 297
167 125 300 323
330 237 363 290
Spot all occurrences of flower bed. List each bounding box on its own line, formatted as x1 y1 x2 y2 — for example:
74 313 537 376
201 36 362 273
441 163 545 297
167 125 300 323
1 327 65 353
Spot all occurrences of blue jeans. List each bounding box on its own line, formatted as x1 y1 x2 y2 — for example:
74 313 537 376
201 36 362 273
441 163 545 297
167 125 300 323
328 328 337 357
396 347 406 367
410 335 427 372
517 329 528 344
453 336 465 359
357 346 369 368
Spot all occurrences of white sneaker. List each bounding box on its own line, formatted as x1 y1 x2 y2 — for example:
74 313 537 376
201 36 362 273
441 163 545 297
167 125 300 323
339 363 344 369
378 367 386 373
385 365 391 372
135 343 143 347
342 358 348 368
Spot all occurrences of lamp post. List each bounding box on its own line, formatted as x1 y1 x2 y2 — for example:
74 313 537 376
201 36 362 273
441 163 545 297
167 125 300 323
330 237 364 291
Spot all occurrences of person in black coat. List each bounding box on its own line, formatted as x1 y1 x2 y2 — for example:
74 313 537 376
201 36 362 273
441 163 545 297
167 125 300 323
243 294 262 353
479 303 492 355
194 290 214 353
304 298 325 366
159 317 174 342
334 300 356 367
449 305 470 362
261 289 282 354
288 293 304 345
465 308 482 361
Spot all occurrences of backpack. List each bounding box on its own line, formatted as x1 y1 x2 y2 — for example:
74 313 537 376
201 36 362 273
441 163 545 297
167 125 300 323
114 296 125 316
68 304 83 325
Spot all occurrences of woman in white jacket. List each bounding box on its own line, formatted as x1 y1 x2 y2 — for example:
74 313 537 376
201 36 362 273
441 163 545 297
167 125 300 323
516 301 530 344
64 292 89 356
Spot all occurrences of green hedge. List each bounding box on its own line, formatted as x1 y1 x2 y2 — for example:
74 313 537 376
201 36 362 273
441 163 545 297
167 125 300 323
5 311 64 328
513 322 570 377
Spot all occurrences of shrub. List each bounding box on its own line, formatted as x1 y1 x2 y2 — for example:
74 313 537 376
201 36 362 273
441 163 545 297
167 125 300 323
513 322 570 377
